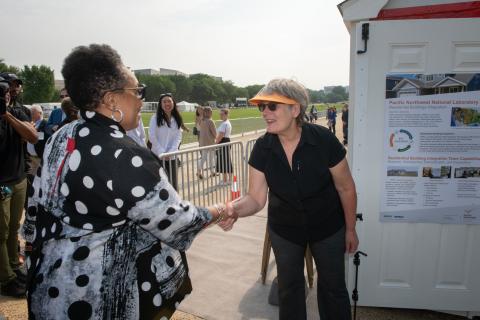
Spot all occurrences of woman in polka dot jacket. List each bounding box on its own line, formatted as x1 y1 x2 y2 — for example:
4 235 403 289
22 44 237 320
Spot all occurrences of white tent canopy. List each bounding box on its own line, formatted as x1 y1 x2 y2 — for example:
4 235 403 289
176 101 197 112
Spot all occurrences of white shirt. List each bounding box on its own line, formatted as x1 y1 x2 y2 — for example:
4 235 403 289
148 114 182 157
126 119 147 148
217 120 232 138
27 119 46 157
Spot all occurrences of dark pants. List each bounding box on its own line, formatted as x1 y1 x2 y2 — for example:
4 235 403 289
269 226 351 320
0 178 27 284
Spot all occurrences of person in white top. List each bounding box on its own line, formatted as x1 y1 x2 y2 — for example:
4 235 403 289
149 93 187 190
126 113 147 147
215 108 233 184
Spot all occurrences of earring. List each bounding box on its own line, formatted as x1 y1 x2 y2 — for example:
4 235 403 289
111 107 124 123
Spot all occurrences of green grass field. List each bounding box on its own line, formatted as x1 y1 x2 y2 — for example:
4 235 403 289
143 103 342 144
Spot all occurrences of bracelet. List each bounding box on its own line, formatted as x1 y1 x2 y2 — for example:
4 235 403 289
213 204 225 224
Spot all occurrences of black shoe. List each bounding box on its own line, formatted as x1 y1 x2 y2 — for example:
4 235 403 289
13 268 27 284
1 278 26 297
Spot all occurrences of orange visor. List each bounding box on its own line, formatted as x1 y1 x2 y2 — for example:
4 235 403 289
249 93 298 105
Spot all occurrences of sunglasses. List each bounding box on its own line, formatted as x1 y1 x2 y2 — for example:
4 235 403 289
258 103 278 112
159 93 172 99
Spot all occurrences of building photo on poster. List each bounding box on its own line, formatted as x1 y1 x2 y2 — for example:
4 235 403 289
381 73 480 224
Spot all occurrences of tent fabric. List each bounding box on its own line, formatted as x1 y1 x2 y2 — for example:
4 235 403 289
177 101 196 111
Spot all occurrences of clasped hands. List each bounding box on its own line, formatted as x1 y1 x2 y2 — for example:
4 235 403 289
216 201 238 231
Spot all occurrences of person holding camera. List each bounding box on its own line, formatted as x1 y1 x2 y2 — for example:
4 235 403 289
0 74 38 297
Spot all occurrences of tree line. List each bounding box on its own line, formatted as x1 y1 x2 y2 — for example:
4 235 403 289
1 59 348 105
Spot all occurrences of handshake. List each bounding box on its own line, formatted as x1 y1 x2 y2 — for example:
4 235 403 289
212 202 239 232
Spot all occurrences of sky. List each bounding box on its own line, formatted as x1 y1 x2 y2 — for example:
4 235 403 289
1 0 351 90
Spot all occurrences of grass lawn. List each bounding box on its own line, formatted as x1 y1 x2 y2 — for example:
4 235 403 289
142 103 344 145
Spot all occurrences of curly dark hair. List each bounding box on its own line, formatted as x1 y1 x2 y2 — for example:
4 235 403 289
61 44 128 111
155 94 186 130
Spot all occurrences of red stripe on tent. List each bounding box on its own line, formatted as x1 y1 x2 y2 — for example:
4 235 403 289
373 1 480 20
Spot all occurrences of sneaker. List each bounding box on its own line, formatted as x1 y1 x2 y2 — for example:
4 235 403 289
13 268 27 284
1 278 26 297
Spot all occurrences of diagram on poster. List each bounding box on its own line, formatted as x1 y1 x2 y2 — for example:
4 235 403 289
381 73 480 223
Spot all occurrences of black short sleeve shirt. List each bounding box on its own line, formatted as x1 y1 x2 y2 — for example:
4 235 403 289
248 123 347 245
0 104 31 184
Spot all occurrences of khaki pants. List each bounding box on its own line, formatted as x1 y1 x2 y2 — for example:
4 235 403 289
0 178 27 284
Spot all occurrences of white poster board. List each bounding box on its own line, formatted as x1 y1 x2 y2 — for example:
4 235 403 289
380 74 480 223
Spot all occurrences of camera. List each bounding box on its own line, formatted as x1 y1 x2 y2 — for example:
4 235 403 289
0 185 12 200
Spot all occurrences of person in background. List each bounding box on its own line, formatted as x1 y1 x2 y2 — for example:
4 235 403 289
0 74 37 297
45 88 69 135
309 104 318 123
22 44 236 319
26 104 47 175
341 104 349 146
127 112 147 147
327 106 337 134
197 106 217 179
193 106 203 141
227 78 358 320
57 97 79 129
215 108 233 185
1 72 34 267
148 93 186 190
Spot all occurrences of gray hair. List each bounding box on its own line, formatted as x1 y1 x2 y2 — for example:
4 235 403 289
258 78 309 125
30 104 43 113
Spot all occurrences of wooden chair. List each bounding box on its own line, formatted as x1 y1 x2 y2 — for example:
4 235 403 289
260 226 315 288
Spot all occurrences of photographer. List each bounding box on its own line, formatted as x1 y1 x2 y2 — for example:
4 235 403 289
0 74 37 297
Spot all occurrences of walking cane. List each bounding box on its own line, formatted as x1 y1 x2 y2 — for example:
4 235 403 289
352 250 367 320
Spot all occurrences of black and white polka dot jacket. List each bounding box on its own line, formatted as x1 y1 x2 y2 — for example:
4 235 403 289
23 110 212 320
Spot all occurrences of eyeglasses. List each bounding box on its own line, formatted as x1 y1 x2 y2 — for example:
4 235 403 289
107 85 146 100
258 103 278 112
123 86 146 100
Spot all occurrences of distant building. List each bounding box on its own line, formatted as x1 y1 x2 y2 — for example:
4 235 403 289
235 97 247 107
159 68 188 77
54 80 65 90
323 85 349 94
134 69 161 76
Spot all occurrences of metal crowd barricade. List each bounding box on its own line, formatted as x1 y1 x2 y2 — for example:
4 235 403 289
159 141 245 207
243 138 258 195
